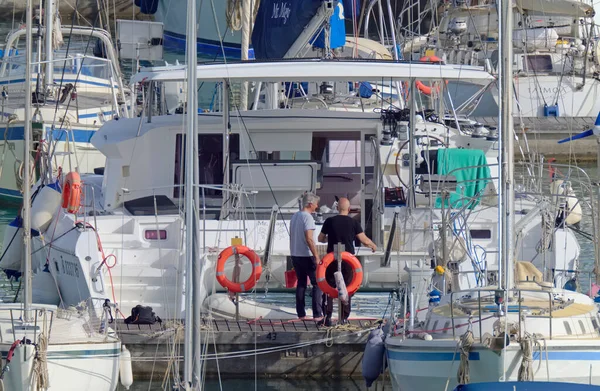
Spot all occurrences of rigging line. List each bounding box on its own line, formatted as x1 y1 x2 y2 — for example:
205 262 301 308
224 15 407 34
49 4 102 160
49 0 80 133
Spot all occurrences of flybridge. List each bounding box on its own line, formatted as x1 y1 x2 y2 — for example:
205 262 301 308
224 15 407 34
130 59 495 83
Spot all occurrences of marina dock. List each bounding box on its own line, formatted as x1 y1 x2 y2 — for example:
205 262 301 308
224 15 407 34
118 318 378 380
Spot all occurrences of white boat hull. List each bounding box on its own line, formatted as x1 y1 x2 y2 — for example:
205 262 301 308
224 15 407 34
386 340 600 390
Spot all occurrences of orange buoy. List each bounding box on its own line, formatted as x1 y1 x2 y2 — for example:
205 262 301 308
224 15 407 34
216 245 262 293
316 251 363 297
62 172 82 214
416 55 444 95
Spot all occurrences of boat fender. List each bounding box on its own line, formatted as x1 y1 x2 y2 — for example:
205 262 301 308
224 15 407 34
362 327 387 387
62 172 82 214
0 217 23 272
30 181 62 233
333 271 349 305
119 345 133 390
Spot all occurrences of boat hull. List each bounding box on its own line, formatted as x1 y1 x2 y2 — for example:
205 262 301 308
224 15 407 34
386 340 600 391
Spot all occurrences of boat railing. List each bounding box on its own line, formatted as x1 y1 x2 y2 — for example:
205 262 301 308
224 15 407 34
2 305 54 344
442 287 556 342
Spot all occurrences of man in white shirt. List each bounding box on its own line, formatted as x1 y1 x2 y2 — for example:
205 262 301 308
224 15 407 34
290 192 323 320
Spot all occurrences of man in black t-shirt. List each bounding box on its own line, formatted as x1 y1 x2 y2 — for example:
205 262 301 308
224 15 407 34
318 198 377 326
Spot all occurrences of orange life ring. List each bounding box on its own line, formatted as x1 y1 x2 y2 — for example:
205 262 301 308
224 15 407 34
316 251 363 298
416 55 444 96
216 245 262 293
62 172 82 214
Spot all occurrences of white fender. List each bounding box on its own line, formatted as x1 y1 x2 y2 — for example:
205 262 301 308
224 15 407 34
119 345 133 390
30 181 62 233
0 217 23 271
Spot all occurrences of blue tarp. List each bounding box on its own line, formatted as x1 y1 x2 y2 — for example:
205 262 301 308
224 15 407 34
343 0 360 19
252 0 323 59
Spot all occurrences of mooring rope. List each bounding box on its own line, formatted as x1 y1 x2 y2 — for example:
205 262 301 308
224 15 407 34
457 329 474 385
518 333 534 381
33 333 49 390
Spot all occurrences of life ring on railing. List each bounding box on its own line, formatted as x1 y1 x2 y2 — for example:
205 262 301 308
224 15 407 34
416 55 445 96
317 251 363 297
62 171 82 214
216 245 262 293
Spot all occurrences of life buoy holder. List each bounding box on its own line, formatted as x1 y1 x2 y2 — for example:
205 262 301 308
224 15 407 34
216 245 262 293
317 251 363 297
62 172 82 214
416 55 444 96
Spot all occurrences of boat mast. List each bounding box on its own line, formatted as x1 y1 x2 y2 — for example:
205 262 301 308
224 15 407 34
184 0 198 387
44 0 55 90
498 0 515 292
23 0 33 318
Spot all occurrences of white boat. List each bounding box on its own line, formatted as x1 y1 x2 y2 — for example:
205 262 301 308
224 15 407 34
0 56 586 323
0 3 130 203
0 2 128 389
395 0 600 118
384 1 600 388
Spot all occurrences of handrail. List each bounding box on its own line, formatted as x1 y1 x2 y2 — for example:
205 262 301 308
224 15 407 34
446 287 557 341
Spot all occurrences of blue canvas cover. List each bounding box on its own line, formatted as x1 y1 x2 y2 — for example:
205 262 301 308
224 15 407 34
311 1 346 50
343 0 360 19
252 0 323 59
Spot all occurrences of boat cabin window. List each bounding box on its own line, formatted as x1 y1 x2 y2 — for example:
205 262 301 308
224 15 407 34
579 320 586 334
592 318 599 332
524 55 552 72
327 140 375 167
173 133 240 198
443 321 450 334
564 321 572 335
470 229 491 239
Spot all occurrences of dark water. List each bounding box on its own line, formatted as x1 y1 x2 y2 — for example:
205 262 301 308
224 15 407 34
117 378 382 391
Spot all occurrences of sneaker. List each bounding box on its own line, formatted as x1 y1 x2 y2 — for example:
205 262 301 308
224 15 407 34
313 316 324 322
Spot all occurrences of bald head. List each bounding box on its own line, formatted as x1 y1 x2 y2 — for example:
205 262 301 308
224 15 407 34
337 197 350 214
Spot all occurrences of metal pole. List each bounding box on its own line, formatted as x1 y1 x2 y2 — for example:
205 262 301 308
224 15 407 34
44 0 54 90
335 243 344 324
499 0 515 292
183 0 197 386
223 81 230 188
23 0 33 321
239 0 251 110
409 78 416 208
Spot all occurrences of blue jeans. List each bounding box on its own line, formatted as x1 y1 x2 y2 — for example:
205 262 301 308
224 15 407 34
291 256 323 318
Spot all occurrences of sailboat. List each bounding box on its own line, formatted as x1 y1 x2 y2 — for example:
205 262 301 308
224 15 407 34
0 0 586 326
0 1 128 390
384 0 600 389
0 0 130 203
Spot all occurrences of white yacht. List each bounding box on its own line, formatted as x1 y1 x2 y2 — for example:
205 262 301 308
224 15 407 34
385 0 600 388
0 59 585 323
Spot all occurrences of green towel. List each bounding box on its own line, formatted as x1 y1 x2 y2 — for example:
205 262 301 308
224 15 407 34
435 148 490 209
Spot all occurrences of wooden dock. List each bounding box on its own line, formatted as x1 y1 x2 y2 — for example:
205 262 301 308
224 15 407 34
117 318 379 380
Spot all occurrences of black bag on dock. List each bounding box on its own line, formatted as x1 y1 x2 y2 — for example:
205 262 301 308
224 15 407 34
125 305 161 325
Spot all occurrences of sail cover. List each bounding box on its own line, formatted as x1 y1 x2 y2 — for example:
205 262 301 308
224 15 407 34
252 0 353 59
252 0 324 59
